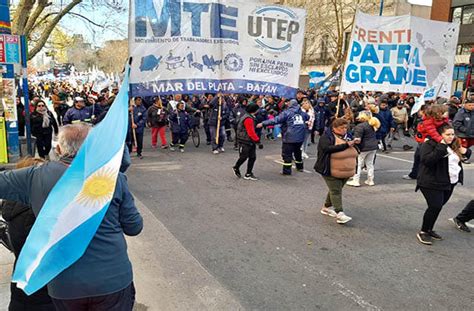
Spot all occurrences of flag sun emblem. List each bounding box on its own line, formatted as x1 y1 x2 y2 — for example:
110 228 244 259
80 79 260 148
77 168 116 207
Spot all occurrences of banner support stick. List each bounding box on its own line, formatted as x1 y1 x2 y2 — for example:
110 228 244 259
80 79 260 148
216 95 222 145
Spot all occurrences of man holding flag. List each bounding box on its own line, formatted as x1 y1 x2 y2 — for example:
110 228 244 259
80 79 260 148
0 72 143 310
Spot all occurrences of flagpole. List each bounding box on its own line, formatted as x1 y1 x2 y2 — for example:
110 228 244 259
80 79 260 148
379 0 384 16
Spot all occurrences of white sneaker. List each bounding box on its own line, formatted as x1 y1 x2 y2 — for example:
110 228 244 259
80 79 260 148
402 175 415 180
321 207 337 218
346 180 360 187
213 150 219 155
336 212 352 224
302 152 309 159
219 147 225 153
364 180 375 186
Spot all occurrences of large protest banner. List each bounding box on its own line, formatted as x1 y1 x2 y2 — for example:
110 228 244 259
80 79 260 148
129 0 306 98
341 11 459 98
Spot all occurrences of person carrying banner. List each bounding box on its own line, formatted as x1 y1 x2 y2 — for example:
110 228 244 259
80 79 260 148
233 103 261 181
169 102 192 153
209 94 230 154
130 97 147 158
327 91 348 120
147 97 169 149
258 99 309 175
0 123 143 310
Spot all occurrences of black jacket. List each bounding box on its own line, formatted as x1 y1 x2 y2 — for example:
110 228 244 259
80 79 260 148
314 129 350 176
417 140 471 191
1 200 53 308
30 111 58 137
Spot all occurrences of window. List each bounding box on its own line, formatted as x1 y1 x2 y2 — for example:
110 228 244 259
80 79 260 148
320 34 329 61
452 7 462 23
462 5 474 24
456 44 473 55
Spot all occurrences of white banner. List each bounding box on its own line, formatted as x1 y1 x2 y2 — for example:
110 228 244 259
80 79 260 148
341 11 459 98
129 0 306 98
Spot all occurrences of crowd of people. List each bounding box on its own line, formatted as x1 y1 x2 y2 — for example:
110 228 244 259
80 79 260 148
1 79 474 310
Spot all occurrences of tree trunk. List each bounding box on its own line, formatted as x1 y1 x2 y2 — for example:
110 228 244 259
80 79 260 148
27 0 83 60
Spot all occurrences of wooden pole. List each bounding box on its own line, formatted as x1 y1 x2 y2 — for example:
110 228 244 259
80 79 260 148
130 100 137 152
215 95 222 145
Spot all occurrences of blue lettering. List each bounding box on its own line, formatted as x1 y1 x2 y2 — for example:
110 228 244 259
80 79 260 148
360 45 380 64
377 44 397 64
409 48 421 67
395 67 407 84
135 0 181 37
345 64 359 83
412 69 427 86
349 41 362 62
183 3 210 37
377 66 396 84
211 3 238 39
361 66 377 83
396 45 411 65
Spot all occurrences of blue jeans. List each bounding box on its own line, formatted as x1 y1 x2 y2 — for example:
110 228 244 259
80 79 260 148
209 126 226 150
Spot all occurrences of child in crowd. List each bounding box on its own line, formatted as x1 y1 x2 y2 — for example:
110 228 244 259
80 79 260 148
415 104 450 144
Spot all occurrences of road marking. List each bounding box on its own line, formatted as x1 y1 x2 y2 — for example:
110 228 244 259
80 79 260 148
288 252 382 311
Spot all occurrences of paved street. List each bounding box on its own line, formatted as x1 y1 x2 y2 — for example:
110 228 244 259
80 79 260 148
125 130 474 310
1 129 473 311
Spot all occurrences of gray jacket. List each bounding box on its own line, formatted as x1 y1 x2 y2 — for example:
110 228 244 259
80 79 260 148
354 122 379 152
453 108 474 138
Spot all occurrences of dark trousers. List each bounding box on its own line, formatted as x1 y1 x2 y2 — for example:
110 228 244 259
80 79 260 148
456 200 474 223
36 134 52 159
408 143 421 179
234 143 256 175
225 120 233 140
204 120 211 143
420 186 454 232
51 283 135 311
172 132 189 149
380 134 388 151
127 132 144 156
282 142 303 175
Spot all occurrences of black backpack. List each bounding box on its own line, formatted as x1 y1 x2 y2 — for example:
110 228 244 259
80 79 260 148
0 218 13 252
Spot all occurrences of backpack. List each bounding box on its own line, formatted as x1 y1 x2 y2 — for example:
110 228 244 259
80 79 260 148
0 219 13 252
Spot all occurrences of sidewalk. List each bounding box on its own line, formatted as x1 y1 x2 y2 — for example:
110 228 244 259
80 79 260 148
0 198 243 311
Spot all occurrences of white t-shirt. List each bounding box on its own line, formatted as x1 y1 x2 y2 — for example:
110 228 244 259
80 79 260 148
447 147 461 184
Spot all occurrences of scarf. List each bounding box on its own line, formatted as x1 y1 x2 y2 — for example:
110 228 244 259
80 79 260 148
37 108 50 128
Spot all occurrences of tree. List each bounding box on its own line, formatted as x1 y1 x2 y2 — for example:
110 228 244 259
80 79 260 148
279 0 394 71
96 39 128 73
11 0 126 60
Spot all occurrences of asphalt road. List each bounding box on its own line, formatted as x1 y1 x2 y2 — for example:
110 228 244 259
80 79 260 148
127 129 474 311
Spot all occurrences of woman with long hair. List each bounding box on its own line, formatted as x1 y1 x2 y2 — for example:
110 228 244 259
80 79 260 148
30 100 59 159
416 124 472 245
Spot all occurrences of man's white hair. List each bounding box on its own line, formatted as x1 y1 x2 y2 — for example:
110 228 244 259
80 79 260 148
58 124 91 157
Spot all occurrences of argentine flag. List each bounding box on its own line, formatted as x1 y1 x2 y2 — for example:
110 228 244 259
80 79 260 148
12 67 131 295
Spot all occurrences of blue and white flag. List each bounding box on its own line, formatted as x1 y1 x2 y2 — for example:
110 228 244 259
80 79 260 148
12 66 130 295
308 71 326 88
423 86 437 101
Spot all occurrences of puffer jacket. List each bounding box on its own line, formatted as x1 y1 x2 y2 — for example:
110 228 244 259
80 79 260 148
262 100 309 143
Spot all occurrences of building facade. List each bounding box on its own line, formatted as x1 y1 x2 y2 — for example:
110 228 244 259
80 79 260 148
432 0 474 92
